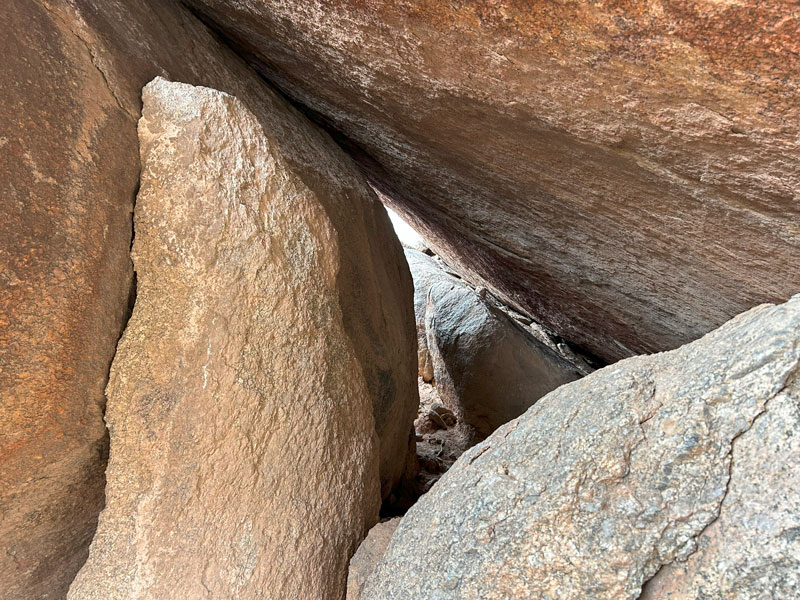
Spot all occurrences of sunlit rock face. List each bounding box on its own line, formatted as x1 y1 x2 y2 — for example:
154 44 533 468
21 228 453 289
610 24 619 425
187 0 800 363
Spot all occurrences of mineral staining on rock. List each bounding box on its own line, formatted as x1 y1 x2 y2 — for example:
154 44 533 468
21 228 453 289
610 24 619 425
0 3 137 596
67 79 381 600
186 0 800 363
1 1 418 597
363 297 800 599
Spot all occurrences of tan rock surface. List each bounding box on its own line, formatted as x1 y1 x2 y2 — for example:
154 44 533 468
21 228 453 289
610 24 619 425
363 296 800 599
346 518 401 600
67 78 380 600
1 2 416 597
187 0 800 362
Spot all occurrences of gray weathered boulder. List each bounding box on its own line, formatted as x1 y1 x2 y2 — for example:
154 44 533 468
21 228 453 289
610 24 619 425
405 249 460 382
67 79 381 600
425 281 583 440
640 382 800 598
363 296 800 599
407 249 582 440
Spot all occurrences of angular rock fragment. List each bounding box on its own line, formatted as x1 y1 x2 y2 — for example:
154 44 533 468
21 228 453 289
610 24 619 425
363 296 800 599
346 518 401 600
68 79 381 600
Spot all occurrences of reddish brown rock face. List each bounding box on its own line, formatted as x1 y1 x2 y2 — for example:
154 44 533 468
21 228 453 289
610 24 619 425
1 1 417 597
0 3 136 597
188 0 800 362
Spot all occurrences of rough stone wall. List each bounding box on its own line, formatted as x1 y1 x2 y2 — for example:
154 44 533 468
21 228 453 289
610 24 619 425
67 78 381 600
0 2 417 597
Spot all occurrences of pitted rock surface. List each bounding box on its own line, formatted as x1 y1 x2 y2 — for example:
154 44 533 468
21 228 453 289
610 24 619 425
67 79 380 600
641 376 800 599
1 3 416 595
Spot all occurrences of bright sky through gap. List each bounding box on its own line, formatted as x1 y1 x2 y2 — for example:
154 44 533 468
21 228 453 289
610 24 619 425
385 206 425 249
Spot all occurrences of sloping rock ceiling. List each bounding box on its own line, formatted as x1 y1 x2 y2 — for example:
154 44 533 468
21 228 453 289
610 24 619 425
187 0 800 362
68 78 384 600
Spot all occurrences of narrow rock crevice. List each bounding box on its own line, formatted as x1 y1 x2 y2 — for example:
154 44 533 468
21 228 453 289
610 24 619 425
638 359 800 599
4 3 799 600
41 3 135 120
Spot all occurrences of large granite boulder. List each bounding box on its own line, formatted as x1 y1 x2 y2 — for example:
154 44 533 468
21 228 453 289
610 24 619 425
187 0 800 363
362 296 800 599
407 249 581 440
640 386 800 598
68 79 381 600
0 2 416 597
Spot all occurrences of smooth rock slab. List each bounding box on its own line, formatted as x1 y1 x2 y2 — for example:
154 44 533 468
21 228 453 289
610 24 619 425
363 296 800 599
407 249 581 440
67 79 380 600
